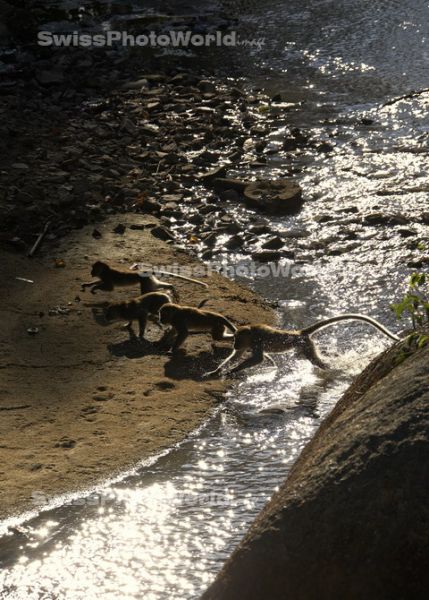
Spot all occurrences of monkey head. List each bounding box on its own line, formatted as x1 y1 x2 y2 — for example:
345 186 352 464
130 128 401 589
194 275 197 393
91 261 108 277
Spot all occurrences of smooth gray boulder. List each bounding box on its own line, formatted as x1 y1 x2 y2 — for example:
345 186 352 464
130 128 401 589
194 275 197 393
202 341 429 600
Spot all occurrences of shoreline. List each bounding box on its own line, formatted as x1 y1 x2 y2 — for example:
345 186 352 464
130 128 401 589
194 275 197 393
0 214 276 521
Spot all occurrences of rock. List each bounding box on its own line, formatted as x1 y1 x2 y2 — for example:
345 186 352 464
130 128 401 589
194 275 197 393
113 223 126 234
121 78 148 90
198 79 216 93
199 204 219 215
363 213 409 226
55 438 76 449
36 70 65 85
202 341 429 600
262 236 284 250
188 213 204 225
150 225 175 242
316 141 334 153
252 250 282 263
133 196 161 215
282 137 300 151
212 178 248 193
210 178 303 215
226 235 245 250
397 228 416 238
11 163 30 170
258 407 286 415
228 151 242 162
218 189 241 202
283 228 311 239
243 180 303 215
249 223 272 235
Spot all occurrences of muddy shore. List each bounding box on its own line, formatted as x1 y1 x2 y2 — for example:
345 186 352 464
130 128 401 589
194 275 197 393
0 214 275 520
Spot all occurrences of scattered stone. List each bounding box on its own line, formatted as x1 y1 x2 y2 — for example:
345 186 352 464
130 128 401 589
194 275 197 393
113 223 126 234
36 69 64 85
200 166 227 183
212 178 248 193
218 189 241 202
198 79 216 93
55 438 76 449
363 213 409 226
30 463 43 471
283 228 311 239
262 236 284 250
316 141 334 153
226 235 245 250
150 225 175 242
249 224 272 235
243 179 304 215
133 196 161 214
397 228 416 238
252 250 282 263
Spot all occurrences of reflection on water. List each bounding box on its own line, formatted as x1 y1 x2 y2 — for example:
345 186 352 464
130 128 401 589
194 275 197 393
0 343 382 599
1 0 428 598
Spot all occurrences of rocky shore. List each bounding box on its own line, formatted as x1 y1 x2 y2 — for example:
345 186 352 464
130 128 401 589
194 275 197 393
202 338 429 600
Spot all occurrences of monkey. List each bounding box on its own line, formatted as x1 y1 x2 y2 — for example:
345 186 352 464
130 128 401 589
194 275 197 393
204 313 400 377
105 291 172 339
80 261 208 299
158 303 237 352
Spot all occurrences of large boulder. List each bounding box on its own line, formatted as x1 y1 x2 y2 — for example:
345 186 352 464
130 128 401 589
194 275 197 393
202 341 429 600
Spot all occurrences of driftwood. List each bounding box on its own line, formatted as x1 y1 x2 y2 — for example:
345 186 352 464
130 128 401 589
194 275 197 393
27 221 51 257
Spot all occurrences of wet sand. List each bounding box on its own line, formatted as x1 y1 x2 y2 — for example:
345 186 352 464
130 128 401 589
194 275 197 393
0 214 275 520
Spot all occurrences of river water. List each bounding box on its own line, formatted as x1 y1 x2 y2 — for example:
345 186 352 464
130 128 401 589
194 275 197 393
1 1 428 598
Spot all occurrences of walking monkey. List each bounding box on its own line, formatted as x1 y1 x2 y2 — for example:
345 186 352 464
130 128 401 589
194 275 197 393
204 314 400 377
105 291 172 339
81 261 208 300
158 303 237 352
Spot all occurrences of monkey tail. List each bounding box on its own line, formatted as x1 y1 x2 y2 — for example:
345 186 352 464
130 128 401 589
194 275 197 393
302 314 400 341
138 267 208 288
222 316 237 333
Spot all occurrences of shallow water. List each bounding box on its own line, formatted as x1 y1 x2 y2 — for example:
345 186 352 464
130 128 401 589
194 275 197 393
1 1 428 598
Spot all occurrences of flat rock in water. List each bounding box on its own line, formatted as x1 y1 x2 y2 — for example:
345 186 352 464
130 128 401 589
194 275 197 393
243 179 303 215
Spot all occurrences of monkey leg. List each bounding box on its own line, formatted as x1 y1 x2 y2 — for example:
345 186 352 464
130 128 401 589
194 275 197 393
81 280 100 292
88 281 114 294
264 353 276 367
203 348 245 378
211 324 229 341
125 321 137 339
300 337 327 369
138 314 148 339
227 345 265 375
149 315 164 330
171 327 189 352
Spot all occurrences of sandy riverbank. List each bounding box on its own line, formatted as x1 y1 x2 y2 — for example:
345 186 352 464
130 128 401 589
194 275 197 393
0 214 275 520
